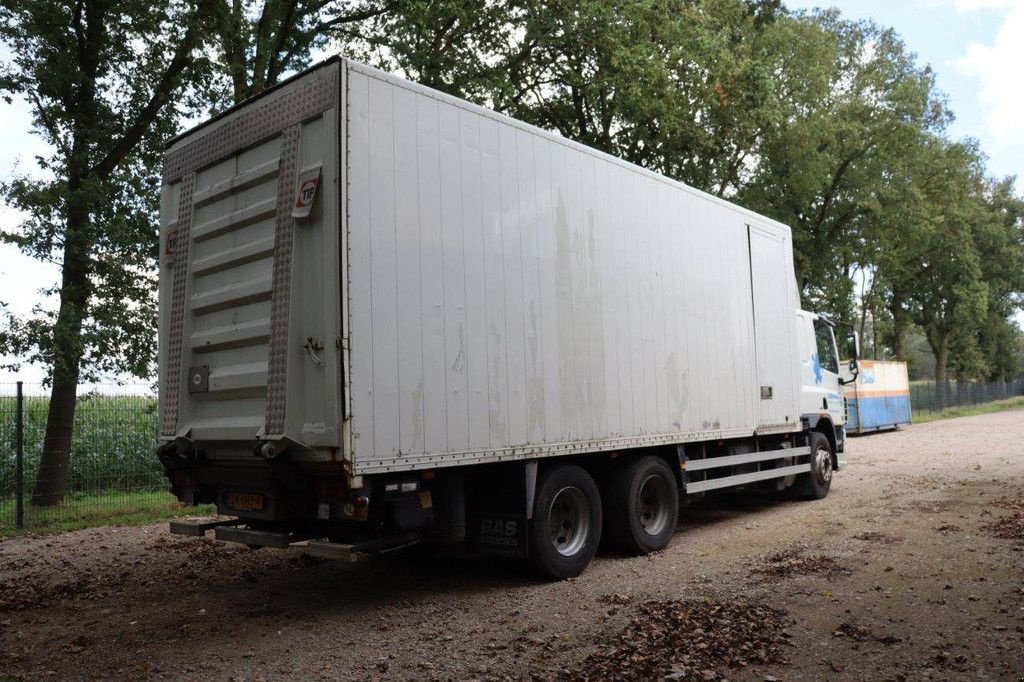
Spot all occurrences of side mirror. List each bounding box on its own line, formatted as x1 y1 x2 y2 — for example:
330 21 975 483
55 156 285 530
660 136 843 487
845 326 860 361
839 327 860 385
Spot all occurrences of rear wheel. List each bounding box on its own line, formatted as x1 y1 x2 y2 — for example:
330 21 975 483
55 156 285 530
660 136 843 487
794 431 833 500
528 464 602 579
605 456 679 555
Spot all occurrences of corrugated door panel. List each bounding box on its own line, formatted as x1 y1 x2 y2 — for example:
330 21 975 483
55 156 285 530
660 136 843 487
182 136 284 439
159 61 340 448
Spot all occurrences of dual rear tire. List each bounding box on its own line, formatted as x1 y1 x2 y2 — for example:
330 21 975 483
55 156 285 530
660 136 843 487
528 457 679 579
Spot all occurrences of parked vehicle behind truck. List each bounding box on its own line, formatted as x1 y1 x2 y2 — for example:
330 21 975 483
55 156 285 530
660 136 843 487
157 58 859 578
843 360 912 433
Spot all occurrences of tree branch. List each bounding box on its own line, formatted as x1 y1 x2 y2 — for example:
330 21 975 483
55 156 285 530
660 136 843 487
91 1 212 181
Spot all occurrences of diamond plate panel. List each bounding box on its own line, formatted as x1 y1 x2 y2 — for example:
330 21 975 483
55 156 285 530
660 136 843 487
162 173 196 436
162 68 337 185
263 124 302 435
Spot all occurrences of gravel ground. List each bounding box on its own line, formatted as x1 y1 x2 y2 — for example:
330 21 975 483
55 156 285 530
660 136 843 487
1 409 1023 681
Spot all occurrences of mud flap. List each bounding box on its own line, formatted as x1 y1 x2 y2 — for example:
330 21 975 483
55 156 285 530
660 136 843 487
465 462 530 559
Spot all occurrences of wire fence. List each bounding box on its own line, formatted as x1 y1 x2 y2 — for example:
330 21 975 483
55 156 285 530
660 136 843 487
0 381 194 535
909 378 1024 414
2 375 1023 535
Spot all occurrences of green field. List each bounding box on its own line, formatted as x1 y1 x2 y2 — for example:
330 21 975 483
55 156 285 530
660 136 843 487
911 396 1024 424
0 389 182 535
0 390 164 500
0 490 216 537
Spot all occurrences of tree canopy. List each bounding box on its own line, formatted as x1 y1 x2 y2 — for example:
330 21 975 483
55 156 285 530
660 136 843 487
1 0 1023 501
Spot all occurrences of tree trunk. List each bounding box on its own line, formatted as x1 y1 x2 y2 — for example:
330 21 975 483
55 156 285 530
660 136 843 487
872 318 880 361
933 333 950 410
892 329 905 362
32 366 80 505
31 188 91 506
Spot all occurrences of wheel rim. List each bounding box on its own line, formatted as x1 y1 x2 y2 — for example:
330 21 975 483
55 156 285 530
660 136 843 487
814 444 833 484
548 486 590 557
637 474 671 536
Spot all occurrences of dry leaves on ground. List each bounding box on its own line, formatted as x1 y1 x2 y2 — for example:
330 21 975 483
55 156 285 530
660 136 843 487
984 495 1024 541
752 547 849 579
578 598 790 681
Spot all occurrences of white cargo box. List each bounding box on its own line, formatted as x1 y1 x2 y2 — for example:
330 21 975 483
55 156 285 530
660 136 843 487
158 58 802 476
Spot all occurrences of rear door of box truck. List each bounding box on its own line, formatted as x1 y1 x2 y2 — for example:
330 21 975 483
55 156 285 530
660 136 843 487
158 60 343 456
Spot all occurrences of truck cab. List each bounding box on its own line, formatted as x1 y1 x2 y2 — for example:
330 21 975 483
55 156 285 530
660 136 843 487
796 310 857 468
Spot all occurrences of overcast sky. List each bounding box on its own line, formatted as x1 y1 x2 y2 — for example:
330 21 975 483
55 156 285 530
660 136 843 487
2 0 1023 385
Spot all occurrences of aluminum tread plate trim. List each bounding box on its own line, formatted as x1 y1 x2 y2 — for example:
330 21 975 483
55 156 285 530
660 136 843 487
162 172 196 436
162 69 336 184
263 124 302 435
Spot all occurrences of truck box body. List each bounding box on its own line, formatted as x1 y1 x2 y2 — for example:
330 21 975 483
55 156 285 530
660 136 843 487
843 360 912 433
157 58 804 477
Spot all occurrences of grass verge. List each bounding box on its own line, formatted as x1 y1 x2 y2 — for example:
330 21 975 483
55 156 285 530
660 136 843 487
912 396 1024 424
0 490 215 538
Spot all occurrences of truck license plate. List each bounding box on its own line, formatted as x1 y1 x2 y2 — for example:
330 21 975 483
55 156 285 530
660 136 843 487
226 492 264 512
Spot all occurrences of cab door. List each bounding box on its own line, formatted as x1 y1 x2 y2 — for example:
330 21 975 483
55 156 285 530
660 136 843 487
809 317 844 422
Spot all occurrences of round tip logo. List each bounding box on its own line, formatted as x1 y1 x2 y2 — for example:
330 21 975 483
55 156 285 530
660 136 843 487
292 166 322 218
297 179 317 206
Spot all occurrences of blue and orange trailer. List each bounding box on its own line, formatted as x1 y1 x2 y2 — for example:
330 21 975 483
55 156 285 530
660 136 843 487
843 360 912 434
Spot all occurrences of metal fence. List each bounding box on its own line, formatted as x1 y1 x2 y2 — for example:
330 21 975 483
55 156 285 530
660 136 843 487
909 378 1024 414
0 381 183 534
2 375 1023 534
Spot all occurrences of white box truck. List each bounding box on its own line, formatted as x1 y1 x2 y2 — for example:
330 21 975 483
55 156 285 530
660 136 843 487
158 58 860 578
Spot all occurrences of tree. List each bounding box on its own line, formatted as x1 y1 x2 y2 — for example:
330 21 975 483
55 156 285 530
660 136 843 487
954 177 1024 381
908 140 990 393
0 0 214 505
740 13 946 323
341 0 510 100
208 0 391 105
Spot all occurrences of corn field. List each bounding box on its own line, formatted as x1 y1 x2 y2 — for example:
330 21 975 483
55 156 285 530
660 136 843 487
0 382 193 534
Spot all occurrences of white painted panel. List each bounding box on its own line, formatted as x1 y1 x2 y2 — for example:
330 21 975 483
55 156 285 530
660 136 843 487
342 61 802 473
499 123 527 447
367 76 400 458
596 159 619 435
439 101 469 452
347 71 374 455
611 164 634 437
517 129 545 444
581 153 607 439
479 116 507 447
534 137 561 442
416 94 447 455
460 110 490 450
394 86 425 456
552 143 577 441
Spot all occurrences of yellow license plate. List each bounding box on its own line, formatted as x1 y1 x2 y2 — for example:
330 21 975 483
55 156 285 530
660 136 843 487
226 492 264 512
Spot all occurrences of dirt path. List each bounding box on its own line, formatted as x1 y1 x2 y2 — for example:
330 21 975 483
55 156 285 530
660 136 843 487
1 410 1022 681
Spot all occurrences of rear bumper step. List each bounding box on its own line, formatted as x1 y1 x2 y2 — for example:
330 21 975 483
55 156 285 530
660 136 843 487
168 519 373 561
214 525 291 549
302 540 370 562
169 517 244 537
